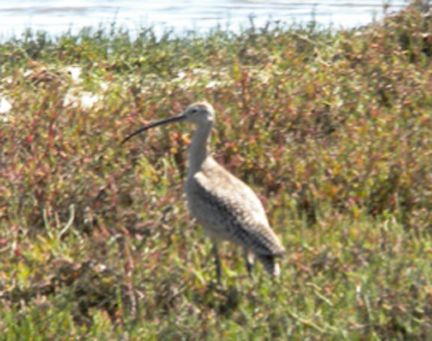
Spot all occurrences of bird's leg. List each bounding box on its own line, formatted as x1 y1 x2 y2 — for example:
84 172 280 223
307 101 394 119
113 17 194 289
212 240 222 283
244 248 254 278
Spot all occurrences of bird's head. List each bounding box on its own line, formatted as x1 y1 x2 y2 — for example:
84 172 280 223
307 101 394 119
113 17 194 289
122 101 215 144
181 102 215 125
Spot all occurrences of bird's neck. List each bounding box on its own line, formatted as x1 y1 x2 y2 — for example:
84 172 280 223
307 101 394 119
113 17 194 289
188 122 213 177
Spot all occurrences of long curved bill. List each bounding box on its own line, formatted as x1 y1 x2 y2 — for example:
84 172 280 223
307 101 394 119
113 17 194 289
121 113 186 144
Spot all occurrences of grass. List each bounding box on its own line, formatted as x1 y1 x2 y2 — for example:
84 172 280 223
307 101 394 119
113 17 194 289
2 1 432 339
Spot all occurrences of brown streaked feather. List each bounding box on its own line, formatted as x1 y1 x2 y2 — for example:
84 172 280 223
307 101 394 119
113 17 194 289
186 157 285 262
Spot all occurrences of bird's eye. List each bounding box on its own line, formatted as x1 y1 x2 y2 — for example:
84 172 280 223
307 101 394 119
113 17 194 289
191 108 198 114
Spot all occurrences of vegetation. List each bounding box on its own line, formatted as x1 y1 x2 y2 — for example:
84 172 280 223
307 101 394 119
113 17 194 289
2 2 432 339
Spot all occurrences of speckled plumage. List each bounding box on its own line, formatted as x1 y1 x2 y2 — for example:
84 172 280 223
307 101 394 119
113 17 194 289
124 102 285 279
186 157 285 277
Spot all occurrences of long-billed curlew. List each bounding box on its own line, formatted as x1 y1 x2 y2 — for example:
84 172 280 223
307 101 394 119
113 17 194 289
122 102 285 280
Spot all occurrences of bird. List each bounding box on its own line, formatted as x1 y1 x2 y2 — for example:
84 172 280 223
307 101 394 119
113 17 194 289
122 102 285 281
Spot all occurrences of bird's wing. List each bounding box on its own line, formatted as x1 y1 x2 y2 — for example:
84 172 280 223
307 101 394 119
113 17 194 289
187 159 285 256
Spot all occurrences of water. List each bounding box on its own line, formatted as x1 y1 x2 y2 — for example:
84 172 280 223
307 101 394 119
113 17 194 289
0 1 406 39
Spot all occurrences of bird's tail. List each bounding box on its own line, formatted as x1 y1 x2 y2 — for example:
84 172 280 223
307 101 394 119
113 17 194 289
256 254 281 278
